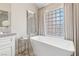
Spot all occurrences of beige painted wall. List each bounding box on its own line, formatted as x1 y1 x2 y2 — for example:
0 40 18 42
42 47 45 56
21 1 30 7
38 3 64 35
11 4 38 53
0 3 11 11
11 3 38 38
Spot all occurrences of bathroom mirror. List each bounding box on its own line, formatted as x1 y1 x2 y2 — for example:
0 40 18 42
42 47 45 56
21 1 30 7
0 10 9 27
27 10 36 36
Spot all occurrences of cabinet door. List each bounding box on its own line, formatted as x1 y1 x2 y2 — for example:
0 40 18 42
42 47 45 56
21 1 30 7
0 47 12 56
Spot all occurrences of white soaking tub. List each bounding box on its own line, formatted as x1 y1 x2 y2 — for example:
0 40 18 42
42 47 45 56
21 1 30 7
30 36 75 56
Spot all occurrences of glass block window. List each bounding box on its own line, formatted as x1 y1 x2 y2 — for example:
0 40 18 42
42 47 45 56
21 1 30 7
44 8 64 37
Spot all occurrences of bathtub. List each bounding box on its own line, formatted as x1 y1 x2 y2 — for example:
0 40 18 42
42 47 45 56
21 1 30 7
30 36 75 56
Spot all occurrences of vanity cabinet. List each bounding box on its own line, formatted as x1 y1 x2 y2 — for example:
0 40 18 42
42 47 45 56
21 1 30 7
0 34 16 56
0 46 12 56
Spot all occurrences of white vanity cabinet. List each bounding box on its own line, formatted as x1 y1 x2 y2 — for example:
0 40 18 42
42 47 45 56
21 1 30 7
0 34 16 56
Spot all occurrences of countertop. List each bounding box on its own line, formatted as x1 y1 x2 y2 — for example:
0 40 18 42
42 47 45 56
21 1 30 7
0 33 16 38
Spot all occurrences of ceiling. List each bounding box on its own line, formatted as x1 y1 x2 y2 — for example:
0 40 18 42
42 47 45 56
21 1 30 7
35 3 49 8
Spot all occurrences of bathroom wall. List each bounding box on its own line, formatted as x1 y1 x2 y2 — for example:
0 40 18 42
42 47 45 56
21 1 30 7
38 3 64 35
0 3 11 33
0 3 11 11
11 4 38 54
11 3 38 39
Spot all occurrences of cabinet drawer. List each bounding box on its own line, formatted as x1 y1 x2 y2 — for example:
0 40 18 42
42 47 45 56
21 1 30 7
0 38 12 46
0 46 12 56
0 37 12 42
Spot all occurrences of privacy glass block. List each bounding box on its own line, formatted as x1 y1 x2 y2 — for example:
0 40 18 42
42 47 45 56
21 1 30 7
61 17 64 20
53 18 56 21
56 9 60 13
60 8 64 12
60 12 64 16
52 11 56 14
53 14 55 17
45 8 64 36
56 13 60 17
56 17 60 20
